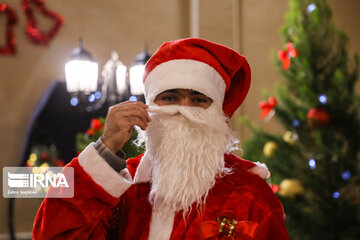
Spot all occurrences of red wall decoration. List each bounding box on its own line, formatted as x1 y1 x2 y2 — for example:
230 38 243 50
0 3 18 55
0 0 64 56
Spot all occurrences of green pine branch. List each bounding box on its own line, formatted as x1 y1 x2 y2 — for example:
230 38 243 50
242 0 360 239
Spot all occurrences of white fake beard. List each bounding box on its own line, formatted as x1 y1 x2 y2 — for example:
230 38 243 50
135 104 239 216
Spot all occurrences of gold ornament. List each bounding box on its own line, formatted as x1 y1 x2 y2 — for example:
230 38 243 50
32 162 50 174
263 141 278 157
283 131 298 145
27 153 37 166
278 179 305 198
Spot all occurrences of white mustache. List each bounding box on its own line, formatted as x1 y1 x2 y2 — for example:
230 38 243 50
147 105 226 129
147 105 202 114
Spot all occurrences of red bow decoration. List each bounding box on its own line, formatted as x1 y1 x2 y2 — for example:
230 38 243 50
21 0 64 45
277 42 298 70
198 213 259 240
259 96 277 120
0 3 18 55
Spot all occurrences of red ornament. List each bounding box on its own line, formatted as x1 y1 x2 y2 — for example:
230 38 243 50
53 158 65 167
86 129 95 136
0 3 18 55
40 151 50 161
270 184 280 194
277 42 298 70
259 96 277 119
307 107 330 127
21 0 64 45
90 118 102 131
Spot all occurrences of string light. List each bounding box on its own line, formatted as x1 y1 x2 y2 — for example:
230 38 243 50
88 94 96 103
293 119 300 127
341 171 351 180
318 94 327 104
332 191 340 199
70 97 79 106
129 96 138 101
308 158 316 170
307 3 316 13
94 91 102 99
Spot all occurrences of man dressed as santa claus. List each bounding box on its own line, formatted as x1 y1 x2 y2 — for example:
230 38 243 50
33 38 289 240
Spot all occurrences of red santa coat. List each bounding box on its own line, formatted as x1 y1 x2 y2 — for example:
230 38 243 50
33 150 288 240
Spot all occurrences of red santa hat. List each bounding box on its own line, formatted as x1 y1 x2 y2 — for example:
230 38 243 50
143 38 251 118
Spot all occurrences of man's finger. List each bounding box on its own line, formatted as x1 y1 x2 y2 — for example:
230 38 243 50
113 107 151 124
125 116 148 130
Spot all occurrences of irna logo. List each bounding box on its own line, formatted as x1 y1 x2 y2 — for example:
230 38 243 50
7 172 69 188
3 167 74 198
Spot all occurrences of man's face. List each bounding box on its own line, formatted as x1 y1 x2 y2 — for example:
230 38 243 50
137 88 236 214
154 88 213 109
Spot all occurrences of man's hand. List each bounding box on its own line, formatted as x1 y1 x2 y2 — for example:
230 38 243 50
102 101 151 153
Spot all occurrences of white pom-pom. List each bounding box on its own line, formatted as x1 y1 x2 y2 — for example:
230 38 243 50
249 162 270 179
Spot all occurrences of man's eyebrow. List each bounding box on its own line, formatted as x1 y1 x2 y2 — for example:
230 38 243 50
160 89 209 97
161 89 179 94
190 91 213 102
190 90 205 95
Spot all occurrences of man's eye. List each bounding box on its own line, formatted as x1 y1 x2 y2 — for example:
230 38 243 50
192 98 208 103
162 96 177 101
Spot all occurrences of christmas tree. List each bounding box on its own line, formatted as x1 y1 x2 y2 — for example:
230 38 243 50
242 0 360 239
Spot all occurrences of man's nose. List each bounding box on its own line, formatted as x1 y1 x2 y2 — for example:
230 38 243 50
178 97 192 106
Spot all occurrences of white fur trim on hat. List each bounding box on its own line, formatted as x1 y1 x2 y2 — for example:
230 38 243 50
144 59 226 108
